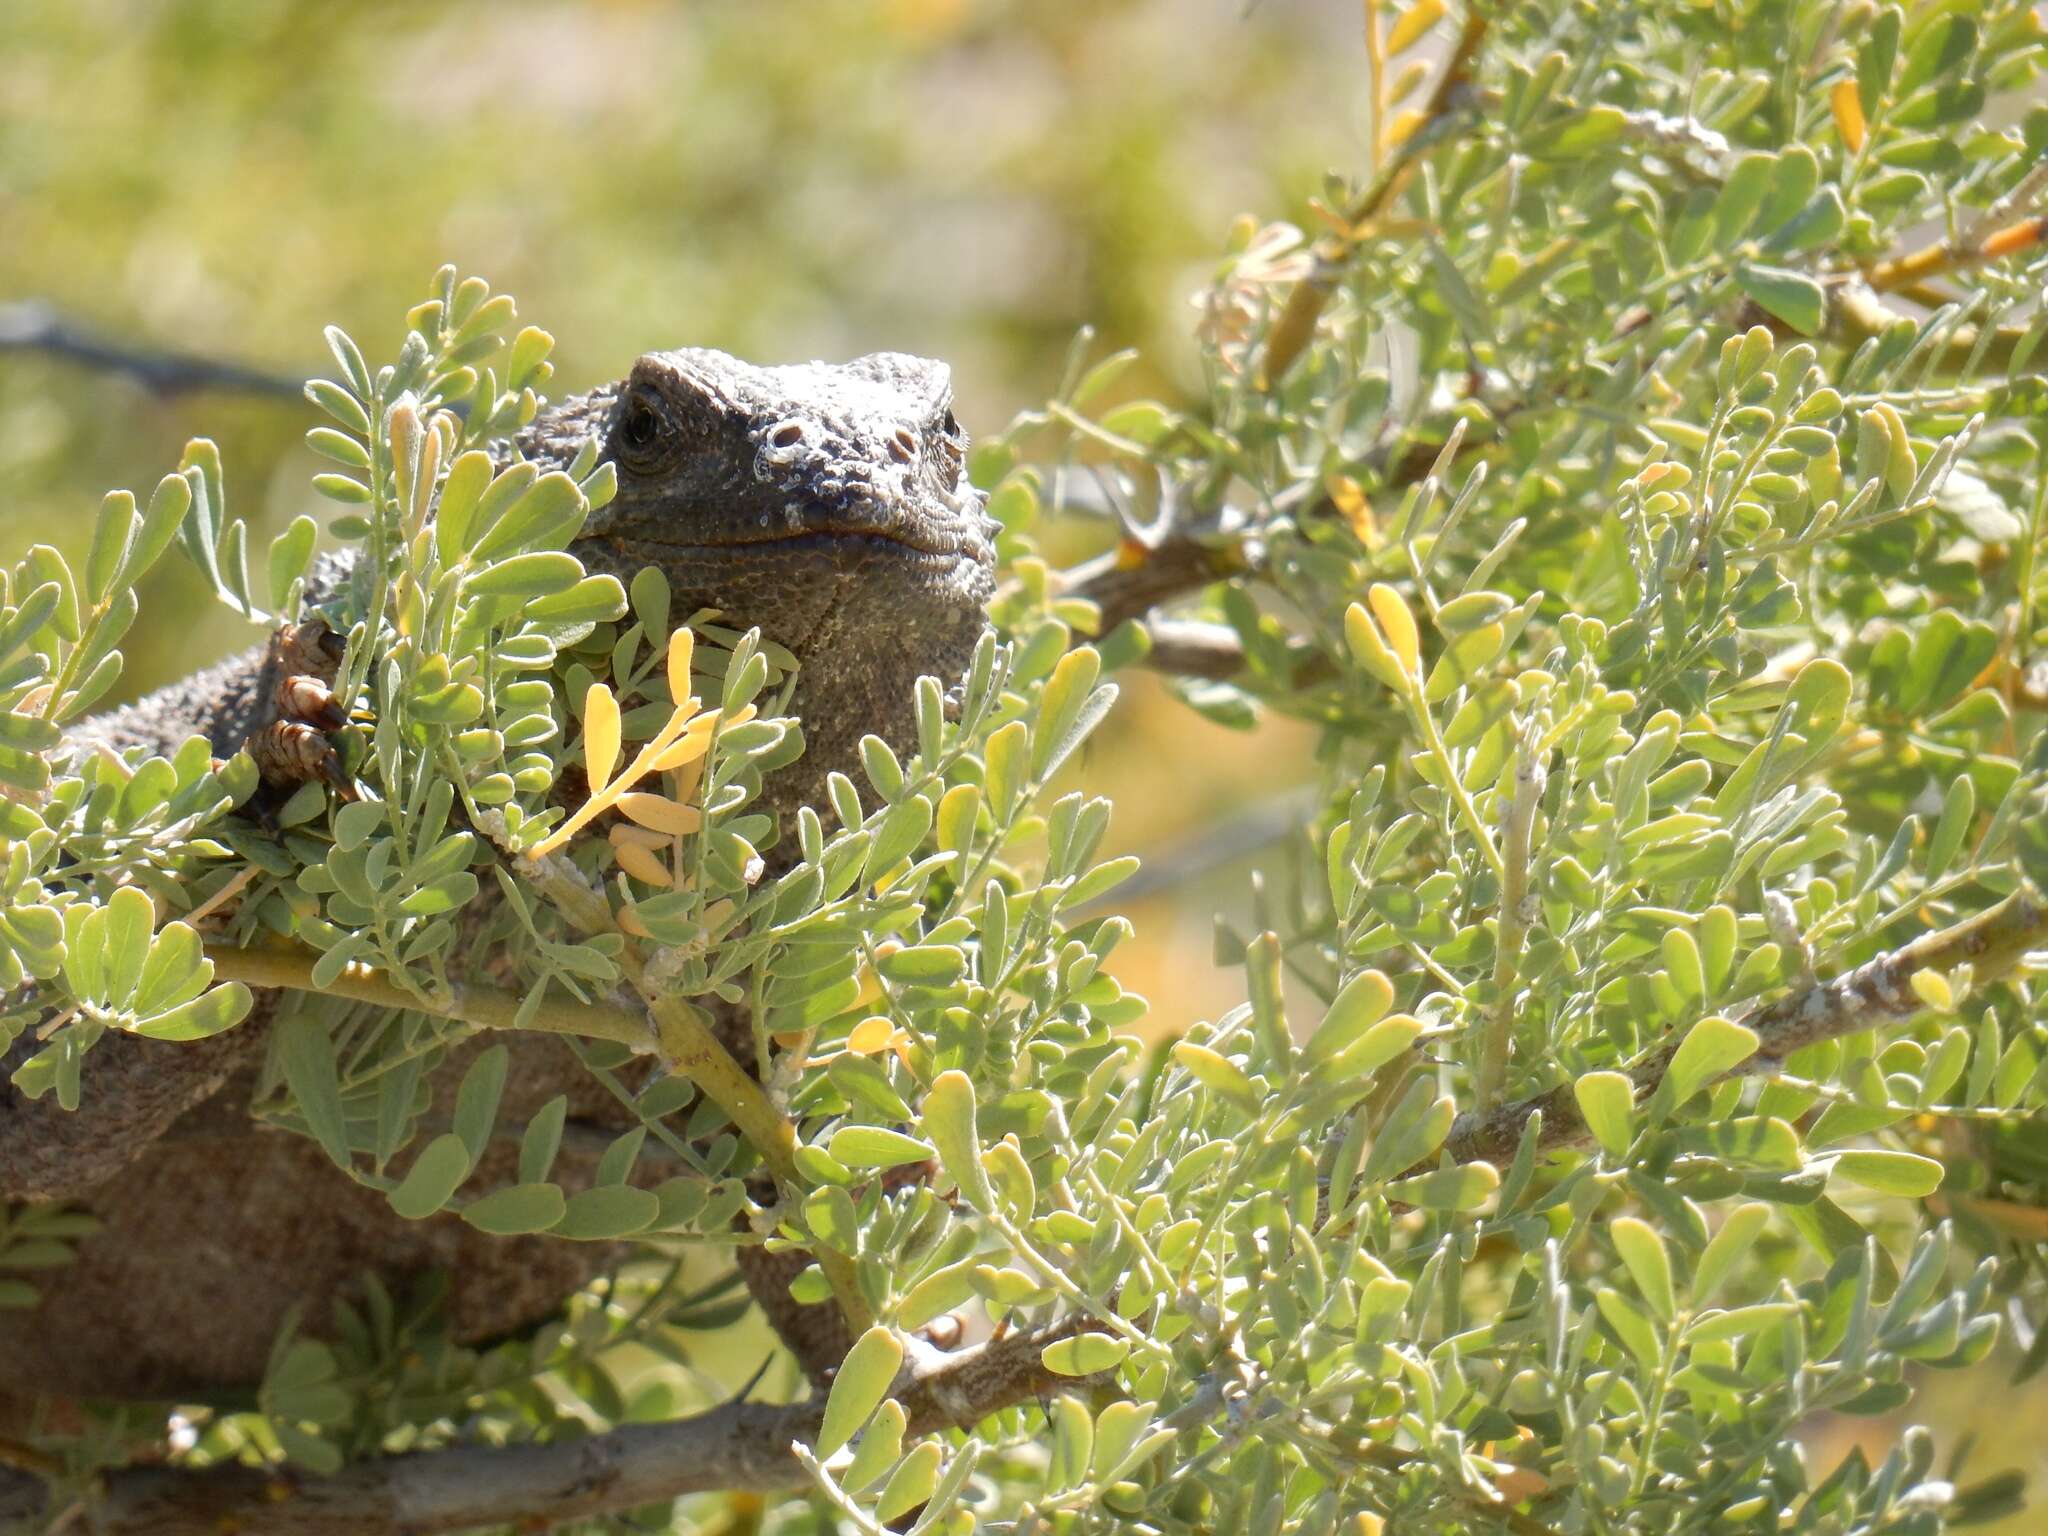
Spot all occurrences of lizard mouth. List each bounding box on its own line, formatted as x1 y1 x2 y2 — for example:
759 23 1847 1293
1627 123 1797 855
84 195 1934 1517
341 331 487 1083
620 528 971 559
610 517 993 568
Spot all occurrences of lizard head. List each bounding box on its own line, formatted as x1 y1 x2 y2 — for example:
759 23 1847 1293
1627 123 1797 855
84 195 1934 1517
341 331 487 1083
523 348 999 814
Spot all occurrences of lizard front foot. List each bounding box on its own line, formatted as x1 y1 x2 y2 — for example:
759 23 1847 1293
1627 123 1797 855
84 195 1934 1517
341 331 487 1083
245 618 359 803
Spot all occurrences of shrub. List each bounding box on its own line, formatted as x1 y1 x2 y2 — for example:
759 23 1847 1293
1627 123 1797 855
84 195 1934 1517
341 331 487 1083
5 2 2048 1533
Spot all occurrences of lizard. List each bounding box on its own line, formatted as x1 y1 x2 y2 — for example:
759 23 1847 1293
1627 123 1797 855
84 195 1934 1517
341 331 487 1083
0 346 996 1401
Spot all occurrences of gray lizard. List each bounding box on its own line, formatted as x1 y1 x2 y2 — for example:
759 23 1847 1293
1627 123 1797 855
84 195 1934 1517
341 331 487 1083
0 347 996 1399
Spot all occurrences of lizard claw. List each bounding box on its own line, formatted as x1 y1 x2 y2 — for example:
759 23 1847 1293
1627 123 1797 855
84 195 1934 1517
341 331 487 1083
243 618 361 804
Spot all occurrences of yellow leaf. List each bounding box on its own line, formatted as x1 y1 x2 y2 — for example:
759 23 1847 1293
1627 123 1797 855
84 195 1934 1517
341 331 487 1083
1385 0 1443 56
668 755 707 809
612 838 673 887
1386 108 1427 148
1327 473 1379 550
651 731 711 773
848 1015 896 1054
583 684 621 790
855 957 887 1008
1387 58 1429 104
617 793 703 836
1983 215 2048 261
666 626 695 704
609 823 668 849
1367 583 1420 676
1830 79 1865 153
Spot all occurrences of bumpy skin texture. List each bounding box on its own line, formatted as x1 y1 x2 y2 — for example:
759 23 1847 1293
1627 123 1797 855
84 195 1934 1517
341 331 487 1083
0 348 994 1399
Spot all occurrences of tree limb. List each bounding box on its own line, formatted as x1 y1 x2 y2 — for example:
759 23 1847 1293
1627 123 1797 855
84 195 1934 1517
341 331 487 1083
0 1318 1094 1536
1442 890 2048 1169
0 302 304 400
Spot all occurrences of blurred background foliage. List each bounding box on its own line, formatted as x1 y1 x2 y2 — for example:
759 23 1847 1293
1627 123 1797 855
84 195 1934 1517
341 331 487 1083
9 0 2043 1520
0 0 1341 1048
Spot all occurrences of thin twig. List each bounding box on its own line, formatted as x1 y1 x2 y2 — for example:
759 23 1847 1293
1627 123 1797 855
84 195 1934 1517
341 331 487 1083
1473 741 1545 1115
1257 7 1489 387
0 302 303 399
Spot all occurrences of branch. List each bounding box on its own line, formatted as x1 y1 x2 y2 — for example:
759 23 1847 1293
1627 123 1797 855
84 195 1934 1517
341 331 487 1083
1442 890 2048 1169
0 302 304 400
503 844 874 1336
1256 7 1488 387
0 1319 1093 1536
202 941 657 1051
1061 534 1254 637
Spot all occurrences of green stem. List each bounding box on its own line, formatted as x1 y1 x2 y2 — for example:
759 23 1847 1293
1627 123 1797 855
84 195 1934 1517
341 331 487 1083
202 942 653 1049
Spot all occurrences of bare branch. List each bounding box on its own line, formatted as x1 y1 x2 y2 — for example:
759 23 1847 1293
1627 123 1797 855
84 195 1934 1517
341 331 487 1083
0 1319 1095 1536
0 302 303 400
1442 891 2048 1169
1061 533 1253 636
1135 617 1250 680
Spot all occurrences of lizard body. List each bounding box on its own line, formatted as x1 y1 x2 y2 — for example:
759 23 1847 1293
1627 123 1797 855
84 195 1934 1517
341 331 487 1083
0 348 995 1399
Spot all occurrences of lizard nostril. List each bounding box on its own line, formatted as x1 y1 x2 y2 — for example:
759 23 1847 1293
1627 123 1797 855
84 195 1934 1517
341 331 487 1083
888 428 917 463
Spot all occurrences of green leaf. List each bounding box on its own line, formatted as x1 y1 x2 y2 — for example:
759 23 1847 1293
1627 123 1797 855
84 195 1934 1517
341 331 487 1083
899 1258 979 1330
277 1012 352 1170
1610 1216 1676 1320
463 551 584 598
513 1098 568 1186
1326 1014 1422 1085
471 471 587 561
462 1182 569 1235
874 1443 943 1524
132 920 209 1015
828 1126 937 1169
1033 647 1103 780
817 1326 904 1457
1307 969 1394 1063
860 733 906 800
1170 1042 1261 1116
267 515 319 609
100 884 154 1008
1524 104 1626 159
554 1185 662 1240
1384 1161 1499 1212
1657 1016 1758 1113
1575 1070 1635 1157
387 1133 474 1220
398 873 479 917
452 1045 509 1164
1735 264 1825 336
125 472 194 589
842 1400 908 1494
923 1070 993 1210
85 492 139 604
1060 854 1140 911
1042 1333 1130 1376
878 944 966 987
1695 1204 1777 1310
130 982 252 1042
1688 1302 1799 1342
1830 1149 1944 1198
1595 1286 1664 1367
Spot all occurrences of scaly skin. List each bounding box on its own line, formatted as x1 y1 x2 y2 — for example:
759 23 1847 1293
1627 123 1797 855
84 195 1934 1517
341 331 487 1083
0 348 995 1399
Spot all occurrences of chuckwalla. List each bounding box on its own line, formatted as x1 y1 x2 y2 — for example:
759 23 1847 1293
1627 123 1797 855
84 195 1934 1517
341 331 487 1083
0 347 996 1399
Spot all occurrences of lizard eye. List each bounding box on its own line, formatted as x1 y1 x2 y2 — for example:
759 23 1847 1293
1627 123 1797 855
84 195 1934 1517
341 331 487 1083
614 391 671 468
933 406 965 479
